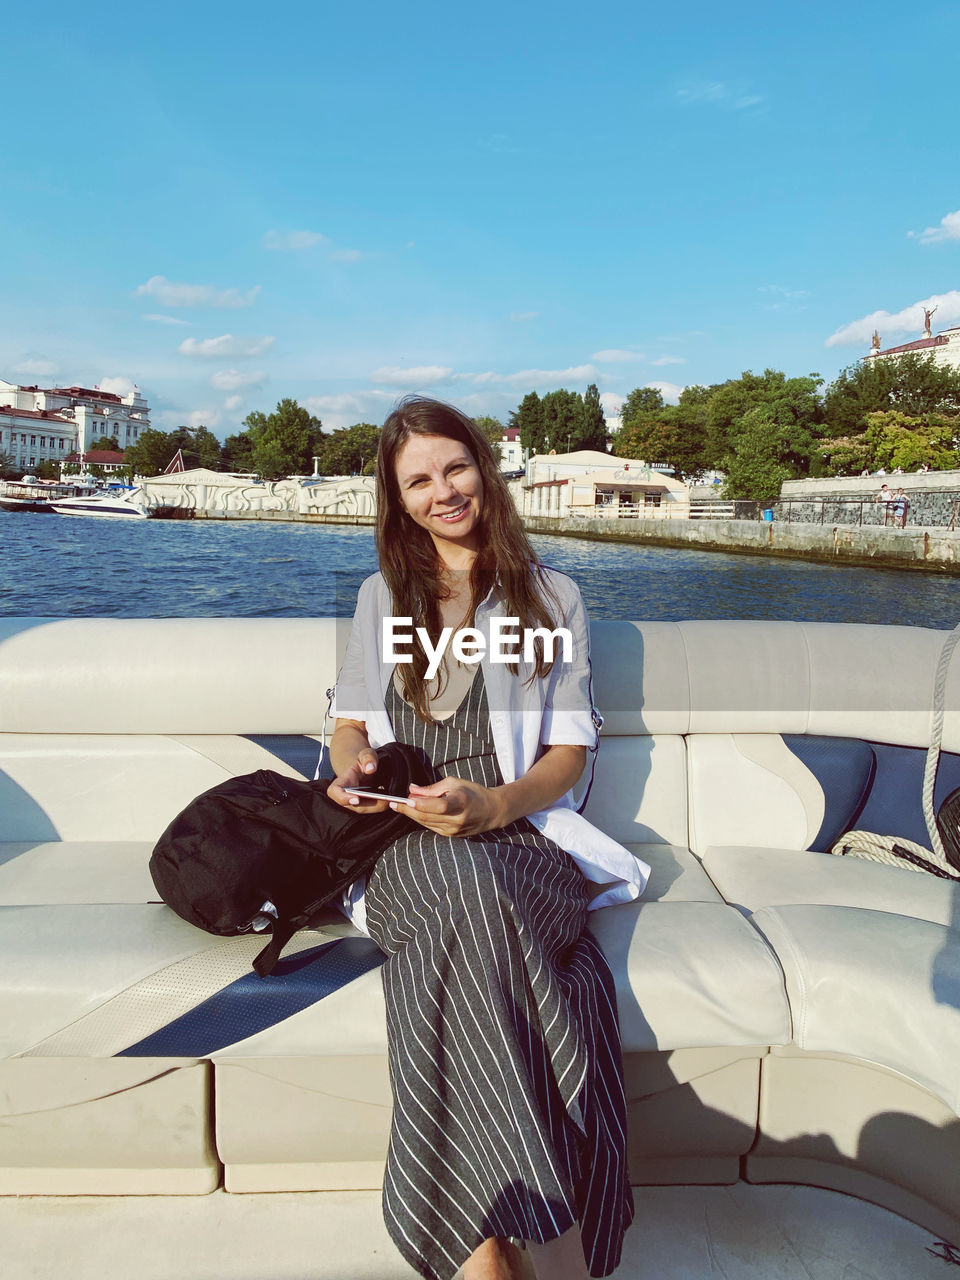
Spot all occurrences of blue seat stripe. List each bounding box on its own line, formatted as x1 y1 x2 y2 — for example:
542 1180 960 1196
241 734 324 779
117 937 384 1057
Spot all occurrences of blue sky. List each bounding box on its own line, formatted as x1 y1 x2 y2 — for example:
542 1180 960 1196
5 0 960 433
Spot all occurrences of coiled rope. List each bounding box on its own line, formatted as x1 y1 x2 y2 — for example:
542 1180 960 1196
830 620 960 882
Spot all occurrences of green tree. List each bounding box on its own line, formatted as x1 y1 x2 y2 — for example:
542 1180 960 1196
540 388 583 454
864 411 960 473
221 432 256 472
823 352 960 443
575 384 608 452
246 399 325 479
0 450 14 478
124 428 178 477
317 423 381 475
473 415 504 462
34 459 61 480
512 391 545 455
722 406 793 501
708 369 823 475
91 434 120 451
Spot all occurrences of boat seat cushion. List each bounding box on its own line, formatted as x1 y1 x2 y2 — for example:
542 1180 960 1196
749 904 960 1114
0 896 791 1062
588 901 792 1053
702 845 960 928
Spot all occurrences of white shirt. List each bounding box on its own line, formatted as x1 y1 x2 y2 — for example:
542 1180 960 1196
330 566 649 932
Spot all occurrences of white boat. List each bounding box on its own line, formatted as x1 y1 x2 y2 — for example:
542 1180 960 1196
0 476 98 513
50 484 151 519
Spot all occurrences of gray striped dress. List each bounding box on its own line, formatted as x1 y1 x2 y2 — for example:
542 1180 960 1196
363 669 633 1280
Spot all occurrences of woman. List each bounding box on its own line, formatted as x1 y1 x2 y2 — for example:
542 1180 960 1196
327 397 647 1280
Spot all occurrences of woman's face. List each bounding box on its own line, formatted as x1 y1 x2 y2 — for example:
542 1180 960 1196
394 433 484 557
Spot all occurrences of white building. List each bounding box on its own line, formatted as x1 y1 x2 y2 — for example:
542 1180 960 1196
0 380 150 475
865 322 960 373
519 449 689 518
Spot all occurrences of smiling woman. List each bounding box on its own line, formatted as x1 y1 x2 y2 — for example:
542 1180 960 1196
324 396 645 1280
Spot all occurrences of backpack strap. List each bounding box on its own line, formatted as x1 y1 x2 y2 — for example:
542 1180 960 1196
577 650 603 815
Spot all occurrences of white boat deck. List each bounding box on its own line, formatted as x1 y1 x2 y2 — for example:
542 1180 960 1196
4 1184 956 1280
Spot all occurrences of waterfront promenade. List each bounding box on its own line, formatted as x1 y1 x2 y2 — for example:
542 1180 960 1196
131 468 960 575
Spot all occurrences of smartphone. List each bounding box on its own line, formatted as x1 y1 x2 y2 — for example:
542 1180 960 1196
343 786 412 804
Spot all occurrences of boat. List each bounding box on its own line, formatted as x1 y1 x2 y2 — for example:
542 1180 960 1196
0 475 98 513
0 615 957 1279
49 483 152 519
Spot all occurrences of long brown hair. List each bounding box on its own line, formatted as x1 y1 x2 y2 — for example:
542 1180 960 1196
376 396 559 721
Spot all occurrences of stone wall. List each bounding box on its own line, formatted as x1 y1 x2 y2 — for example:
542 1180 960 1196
522 513 960 574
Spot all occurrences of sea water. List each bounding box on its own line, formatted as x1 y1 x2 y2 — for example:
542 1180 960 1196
1 513 958 627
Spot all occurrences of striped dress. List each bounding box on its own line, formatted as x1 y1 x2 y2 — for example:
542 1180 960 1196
362 670 634 1280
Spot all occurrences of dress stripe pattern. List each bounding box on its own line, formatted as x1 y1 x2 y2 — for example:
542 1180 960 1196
363 672 633 1280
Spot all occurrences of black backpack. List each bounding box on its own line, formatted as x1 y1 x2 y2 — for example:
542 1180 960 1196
149 741 433 976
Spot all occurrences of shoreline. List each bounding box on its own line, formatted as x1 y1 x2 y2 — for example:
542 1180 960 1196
520 514 960 575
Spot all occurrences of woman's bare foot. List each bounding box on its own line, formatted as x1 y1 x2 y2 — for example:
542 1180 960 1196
461 1236 526 1280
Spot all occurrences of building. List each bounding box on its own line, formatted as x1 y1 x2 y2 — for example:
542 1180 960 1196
518 449 689 518
62 449 129 477
497 425 524 473
0 380 150 475
865 318 960 373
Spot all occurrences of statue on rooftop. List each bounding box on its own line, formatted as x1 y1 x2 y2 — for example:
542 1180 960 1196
923 305 937 337
871 330 881 351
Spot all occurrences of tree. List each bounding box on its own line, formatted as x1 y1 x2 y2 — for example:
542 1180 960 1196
823 352 960 443
512 392 545 456
91 434 120 451
0 450 17 479
317 423 381 475
473 415 504 462
864 411 960 473
706 369 823 474
722 406 793 500
124 428 178 477
573 384 608 452
34 460 61 481
221 432 256 472
540 389 583 454
245 399 325 479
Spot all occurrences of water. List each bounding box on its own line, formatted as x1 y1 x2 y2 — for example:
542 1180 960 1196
1 512 958 627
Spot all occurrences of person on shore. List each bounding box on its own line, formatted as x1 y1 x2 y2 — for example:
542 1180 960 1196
876 483 895 526
326 396 645 1280
894 488 909 528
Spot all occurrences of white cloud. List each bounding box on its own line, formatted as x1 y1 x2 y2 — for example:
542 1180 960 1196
646 380 684 404
304 390 397 429
135 276 261 309
369 365 454 386
911 209 960 245
501 364 597 388
187 408 222 430
650 355 687 366
224 395 244 412
331 248 364 263
592 349 644 363
825 290 960 347
509 311 540 323
676 80 764 111
599 392 624 416
143 313 191 326
12 357 59 377
99 376 138 397
262 229 327 251
210 369 266 391
179 334 276 359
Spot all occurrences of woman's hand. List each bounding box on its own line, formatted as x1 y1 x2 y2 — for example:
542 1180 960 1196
327 746 391 814
396 777 507 837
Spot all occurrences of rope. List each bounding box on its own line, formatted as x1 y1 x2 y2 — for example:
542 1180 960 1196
829 620 960 882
